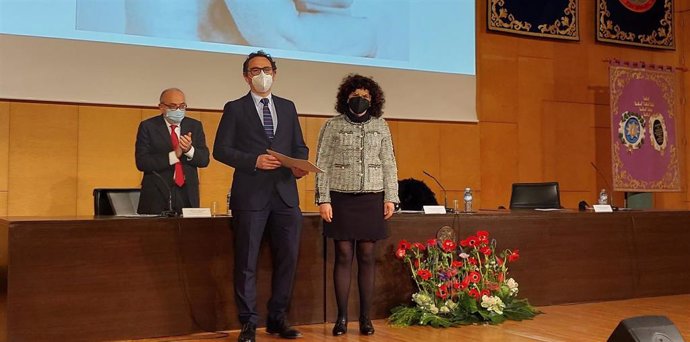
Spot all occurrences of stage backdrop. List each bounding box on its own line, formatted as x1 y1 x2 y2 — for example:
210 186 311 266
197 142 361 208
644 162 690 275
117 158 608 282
609 61 680 192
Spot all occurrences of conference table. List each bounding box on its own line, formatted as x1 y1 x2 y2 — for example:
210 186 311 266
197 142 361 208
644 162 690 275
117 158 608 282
1 210 689 341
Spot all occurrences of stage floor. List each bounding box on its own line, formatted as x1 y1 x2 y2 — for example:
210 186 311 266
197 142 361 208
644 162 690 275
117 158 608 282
126 294 690 342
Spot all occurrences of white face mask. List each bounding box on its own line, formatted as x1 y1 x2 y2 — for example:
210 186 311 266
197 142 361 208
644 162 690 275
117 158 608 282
251 71 273 93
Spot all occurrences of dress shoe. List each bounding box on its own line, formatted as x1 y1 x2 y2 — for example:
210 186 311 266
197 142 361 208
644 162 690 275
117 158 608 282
266 319 303 339
238 322 256 342
332 318 348 336
359 317 375 335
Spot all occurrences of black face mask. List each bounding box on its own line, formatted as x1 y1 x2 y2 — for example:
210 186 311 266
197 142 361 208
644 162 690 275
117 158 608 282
348 96 370 115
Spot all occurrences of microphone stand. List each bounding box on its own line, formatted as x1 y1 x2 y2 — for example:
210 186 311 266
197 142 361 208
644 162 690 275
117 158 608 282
423 170 452 213
152 170 177 217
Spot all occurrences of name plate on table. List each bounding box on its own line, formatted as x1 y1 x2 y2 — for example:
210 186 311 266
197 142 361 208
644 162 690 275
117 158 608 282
181 208 212 218
593 205 613 213
423 205 447 214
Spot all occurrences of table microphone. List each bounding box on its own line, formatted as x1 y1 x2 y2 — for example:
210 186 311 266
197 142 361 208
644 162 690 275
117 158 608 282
152 170 177 217
422 170 451 213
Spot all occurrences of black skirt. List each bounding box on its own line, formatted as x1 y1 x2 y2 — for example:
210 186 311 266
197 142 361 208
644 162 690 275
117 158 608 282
323 191 388 241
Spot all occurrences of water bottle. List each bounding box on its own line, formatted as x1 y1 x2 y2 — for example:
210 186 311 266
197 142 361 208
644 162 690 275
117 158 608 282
598 189 608 205
463 188 473 212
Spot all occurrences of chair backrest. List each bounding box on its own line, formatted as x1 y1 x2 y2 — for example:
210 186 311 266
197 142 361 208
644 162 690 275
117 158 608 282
93 188 141 216
509 182 561 209
398 178 438 210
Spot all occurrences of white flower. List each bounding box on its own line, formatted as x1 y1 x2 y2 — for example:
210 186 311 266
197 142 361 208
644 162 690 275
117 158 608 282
413 292 432 306
445 300 458 310
506 278 519 295
459 252 470 259
428 305 439 314
439 306 450 313
481 295 506 315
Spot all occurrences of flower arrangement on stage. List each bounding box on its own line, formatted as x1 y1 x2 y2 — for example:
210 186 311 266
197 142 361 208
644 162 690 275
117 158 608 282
389 230 540 327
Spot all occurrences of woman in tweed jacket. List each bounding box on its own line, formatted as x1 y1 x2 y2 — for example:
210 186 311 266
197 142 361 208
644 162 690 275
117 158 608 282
315 74 399 336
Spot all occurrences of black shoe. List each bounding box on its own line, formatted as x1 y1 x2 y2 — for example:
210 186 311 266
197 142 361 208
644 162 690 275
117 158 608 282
332 318 347 336
359 317 375 335
266 320 302 339
238 322 256 342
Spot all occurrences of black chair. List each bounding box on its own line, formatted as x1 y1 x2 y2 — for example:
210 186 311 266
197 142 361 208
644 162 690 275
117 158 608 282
509 182 561 209
93 188 141 215
398 178 438 210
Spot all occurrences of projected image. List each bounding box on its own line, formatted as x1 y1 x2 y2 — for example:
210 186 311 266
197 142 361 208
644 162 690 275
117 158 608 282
76 0 409 60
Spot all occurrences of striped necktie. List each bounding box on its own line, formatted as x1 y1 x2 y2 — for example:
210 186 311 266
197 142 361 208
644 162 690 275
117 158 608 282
260 98 274 140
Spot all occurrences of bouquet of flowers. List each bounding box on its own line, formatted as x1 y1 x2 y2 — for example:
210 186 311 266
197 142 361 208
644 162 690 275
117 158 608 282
389 230 540 327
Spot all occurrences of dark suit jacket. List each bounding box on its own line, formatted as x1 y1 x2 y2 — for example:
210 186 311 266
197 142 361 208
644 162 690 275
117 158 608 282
135 115 210 214
213 92 309 210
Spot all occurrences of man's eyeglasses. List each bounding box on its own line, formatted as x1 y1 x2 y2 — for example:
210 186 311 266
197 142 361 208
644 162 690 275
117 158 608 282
248 67 274 76
161 103 187 110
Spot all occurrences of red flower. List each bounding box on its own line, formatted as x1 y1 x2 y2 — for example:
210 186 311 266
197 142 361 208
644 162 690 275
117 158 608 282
487 282 500 291
436 284 449 299
508 249 520 262
476 230 489 243
468 288 480 300
497 272 505 283
414 258 421 268
417 269 432 280
480 246 492 256
468 271 482 283
480 289 491 297
413 242 426 251
468 236 479 247
395 248 406 259
398 240 411 250
427 239 437 247
460 277 470 290
451 260 463 268
496 257 504 266
468 257 478 265
441 239 456 253
452 280 461 290
460 238 469 247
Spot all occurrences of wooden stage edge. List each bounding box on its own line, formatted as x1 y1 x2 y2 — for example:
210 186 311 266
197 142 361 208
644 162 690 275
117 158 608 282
128 294 690 342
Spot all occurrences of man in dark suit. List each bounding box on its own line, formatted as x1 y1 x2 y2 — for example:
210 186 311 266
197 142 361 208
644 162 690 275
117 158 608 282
213 51 309 342
135 88 210 215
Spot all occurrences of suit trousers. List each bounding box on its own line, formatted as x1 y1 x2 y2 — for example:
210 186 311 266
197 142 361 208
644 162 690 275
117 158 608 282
232 193 302 325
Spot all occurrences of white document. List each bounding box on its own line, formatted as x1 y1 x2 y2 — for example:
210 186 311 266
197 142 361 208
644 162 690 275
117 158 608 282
593 205 614 213
423 205 447 214
266 149 324 173
182 208 212 218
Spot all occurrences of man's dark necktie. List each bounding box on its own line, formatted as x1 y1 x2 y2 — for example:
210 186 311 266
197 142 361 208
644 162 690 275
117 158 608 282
260 98 274 140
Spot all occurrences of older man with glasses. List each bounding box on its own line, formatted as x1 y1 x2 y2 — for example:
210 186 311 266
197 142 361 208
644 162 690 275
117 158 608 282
135 87 210 215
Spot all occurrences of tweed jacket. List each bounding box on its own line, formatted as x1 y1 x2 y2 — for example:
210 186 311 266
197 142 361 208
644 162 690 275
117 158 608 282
315 114 399 204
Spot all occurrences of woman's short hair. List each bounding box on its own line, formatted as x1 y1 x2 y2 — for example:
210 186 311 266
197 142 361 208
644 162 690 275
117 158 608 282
335 74 385 118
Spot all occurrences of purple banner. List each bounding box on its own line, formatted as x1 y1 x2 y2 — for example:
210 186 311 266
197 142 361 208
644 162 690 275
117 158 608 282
609 62 680 191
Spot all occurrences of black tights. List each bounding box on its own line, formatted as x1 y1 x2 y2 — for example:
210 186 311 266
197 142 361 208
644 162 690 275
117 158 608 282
333 240 376 321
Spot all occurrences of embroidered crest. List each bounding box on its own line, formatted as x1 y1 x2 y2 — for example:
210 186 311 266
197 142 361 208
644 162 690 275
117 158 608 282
648 113 667 154
618 0 656 12
618 111 645 151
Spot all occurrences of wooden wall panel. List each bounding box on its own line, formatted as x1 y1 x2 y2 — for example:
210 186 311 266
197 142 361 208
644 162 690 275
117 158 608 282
439 123 480 191
0 192 6 216
517 57 554 181
198 111 232 214
0 101 8 192
477 55 519 123
542 101 596 208
479 123 518 209
76 106 143 215
8 103 78 216
395 121 443 202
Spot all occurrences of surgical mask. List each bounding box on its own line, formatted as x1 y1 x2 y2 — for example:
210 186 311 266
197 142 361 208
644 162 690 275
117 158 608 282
165 109 185 123
348 96 370 115
252 71 273 93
